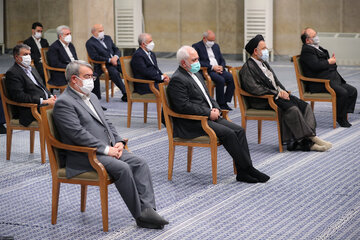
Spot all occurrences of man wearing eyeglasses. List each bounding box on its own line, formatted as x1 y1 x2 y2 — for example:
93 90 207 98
53 60 169 229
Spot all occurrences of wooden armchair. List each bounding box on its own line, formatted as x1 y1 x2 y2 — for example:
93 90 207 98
120 56 162 130
229 67 283 152
159 83 236 184
292 55 337 128
41 47 67 93
0 74 46 163
200 65 237 108
40 105 125 232
87 53 114 102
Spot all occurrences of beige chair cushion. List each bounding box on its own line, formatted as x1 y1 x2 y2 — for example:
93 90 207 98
174 135 219 144
57 168 111 181
246 109 277 117
303 92 332 100
132 92 157 100
10 119 39 127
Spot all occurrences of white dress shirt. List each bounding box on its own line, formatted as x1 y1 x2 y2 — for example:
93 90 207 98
32 35 42 52
60 40 75 61
188 72 213 109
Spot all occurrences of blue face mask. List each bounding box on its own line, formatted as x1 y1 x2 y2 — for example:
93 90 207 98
189 61 200 73
260 49 269 62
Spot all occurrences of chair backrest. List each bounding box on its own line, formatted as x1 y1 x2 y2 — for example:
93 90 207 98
41 106 62 169
231 66 250 111
292 55 305 95
159 83 174 139
41 47 52 88
120 56 135 93
0 74 14 121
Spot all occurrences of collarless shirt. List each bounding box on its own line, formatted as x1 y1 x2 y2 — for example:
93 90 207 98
205 44 219 68
60 40 75 61
187 71 213 109
142 48 155 65
18 63 49 102
32 35 42 52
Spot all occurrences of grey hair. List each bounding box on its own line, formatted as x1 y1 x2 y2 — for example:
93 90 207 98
13 44 31 57
202 31 209 38
138 33 148 45
176 45 192 65
56 25 70 37
65 60 93 82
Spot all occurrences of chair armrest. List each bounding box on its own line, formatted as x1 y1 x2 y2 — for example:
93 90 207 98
221 109 230 121
46 65 66 72
240 90 278 112
300 76 330 83
167 110 209 121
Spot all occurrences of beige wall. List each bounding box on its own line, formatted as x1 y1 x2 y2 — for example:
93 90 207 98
5 0 360 58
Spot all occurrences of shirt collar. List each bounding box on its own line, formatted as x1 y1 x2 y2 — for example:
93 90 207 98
17 62 32 72
70 85 90 100
251 56 265 69
308 44 320 50
141 47 151 55
60 39 69 48
32 35 41 42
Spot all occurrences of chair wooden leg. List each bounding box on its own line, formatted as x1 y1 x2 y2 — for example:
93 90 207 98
111 81 114 98
277 120 283 152
39 128 46 164
187 146 193 172
310 101 314 111
127 101 132 128
332 99 337 129
168 143 175 180
6 128 12 160
211 144 218 184
233 160 237 175
257 120 262 144
144 103 148 123
233 94 237 108
156 101 162 130
241 117 247 131
51 180 60 225
30 129 35 153
105 78 109 102
81 185 87 212
99 183 109 232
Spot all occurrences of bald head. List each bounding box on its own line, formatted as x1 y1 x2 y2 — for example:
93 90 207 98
91 24 104 38
203 30 216 42
301 27 317 44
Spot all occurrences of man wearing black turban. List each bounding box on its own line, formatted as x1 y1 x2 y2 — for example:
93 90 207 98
239 35 332 152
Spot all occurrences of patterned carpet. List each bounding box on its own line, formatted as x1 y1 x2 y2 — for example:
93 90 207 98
0 57 359 239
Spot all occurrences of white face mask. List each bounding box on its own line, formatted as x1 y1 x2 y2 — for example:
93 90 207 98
260 49 269 62
205 40 214 48
76 76 94 95
21 55 32 68
34 32 42 39
311 35 320 46
146 41 155 51
64 34 72 44
98 31 105 40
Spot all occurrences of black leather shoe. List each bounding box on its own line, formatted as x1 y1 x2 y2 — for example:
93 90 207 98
101 106 107 111
121 94 127 102
136 219 164 229
0 124 6 134
337 119 351 128
248 167 270 183
136 208 169 227
236 169 259 183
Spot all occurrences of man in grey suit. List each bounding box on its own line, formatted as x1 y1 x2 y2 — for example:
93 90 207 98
53 60 169 229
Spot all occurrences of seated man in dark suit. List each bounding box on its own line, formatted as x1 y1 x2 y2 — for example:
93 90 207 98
5 44 56 127
86 24 127 102
192 30 234 110
23 22 49 85
131 33 170 94
240 35 332 152
47 25 78 86
300 27 357 127
167 45 270 183
53 60 168 229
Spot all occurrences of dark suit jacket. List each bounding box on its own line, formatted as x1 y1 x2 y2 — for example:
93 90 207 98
23 36 49 65
167 67 220 139
47 39 78 86
300 44 345 92
131 48 163 94
53 87 123 178
192 40 226 71
5 63 51 126
86 35 121 75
